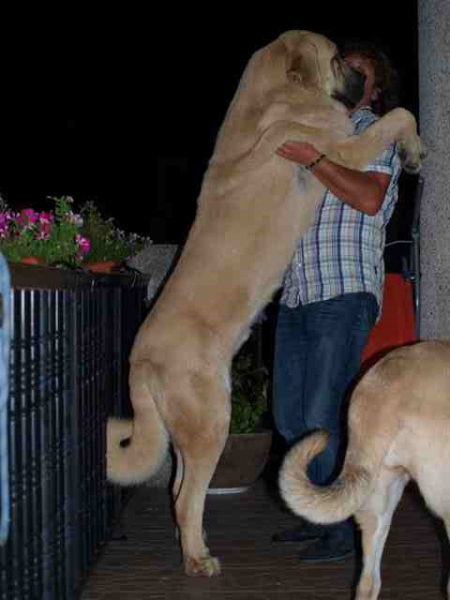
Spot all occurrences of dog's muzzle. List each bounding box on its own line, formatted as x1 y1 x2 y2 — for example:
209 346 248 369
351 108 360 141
332 68 366 110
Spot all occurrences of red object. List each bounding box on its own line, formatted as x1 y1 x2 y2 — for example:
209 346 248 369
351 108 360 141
21 256 46 265
84 260 119 273
361 273 417 366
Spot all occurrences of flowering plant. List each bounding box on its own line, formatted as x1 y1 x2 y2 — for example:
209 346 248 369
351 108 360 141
79 202 152 264
0 196 90 266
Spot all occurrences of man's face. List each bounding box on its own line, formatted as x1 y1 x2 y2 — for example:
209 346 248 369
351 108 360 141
343 53 378 111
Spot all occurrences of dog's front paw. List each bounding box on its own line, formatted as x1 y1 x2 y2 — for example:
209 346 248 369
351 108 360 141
398 148 421 174
185 555 222 577
419 140 428 160
401 158 421 175
398 136 423 175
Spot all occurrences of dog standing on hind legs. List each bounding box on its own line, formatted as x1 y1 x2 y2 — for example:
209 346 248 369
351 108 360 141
106 29 422 577
280 341 450 599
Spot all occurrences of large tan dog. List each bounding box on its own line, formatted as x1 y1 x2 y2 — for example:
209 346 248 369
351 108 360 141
280 341 450 600
107 30 422 576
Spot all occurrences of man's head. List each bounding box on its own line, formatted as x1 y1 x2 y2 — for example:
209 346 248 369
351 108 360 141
340 40 400 115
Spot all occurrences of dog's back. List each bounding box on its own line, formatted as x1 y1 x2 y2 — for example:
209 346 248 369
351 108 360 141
371 342 450 518
280 340 450 599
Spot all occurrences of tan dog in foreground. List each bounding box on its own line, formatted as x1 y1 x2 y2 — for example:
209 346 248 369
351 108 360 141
280 341 450 600
107 30 422 576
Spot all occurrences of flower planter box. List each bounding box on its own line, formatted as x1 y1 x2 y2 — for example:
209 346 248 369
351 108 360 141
0 264 148 600
208 431 273 494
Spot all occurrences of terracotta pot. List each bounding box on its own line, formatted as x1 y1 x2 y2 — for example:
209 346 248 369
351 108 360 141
84 260 119 273
208 430 273 494
21 256 46 265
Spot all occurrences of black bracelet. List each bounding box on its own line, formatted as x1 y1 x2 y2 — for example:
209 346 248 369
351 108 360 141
305 153 326 170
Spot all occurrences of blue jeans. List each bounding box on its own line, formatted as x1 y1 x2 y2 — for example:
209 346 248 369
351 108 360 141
273 293 377 542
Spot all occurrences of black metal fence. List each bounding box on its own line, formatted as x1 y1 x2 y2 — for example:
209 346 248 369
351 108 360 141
0 264 148 600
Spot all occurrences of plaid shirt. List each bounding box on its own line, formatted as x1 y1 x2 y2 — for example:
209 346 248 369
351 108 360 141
280 106 402 315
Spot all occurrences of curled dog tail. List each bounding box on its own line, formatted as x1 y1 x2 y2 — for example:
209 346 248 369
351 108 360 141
279 431 374 525
107 364 169 486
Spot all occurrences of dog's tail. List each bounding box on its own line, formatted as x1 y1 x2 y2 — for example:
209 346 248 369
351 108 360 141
107 364 169 486
279 431 374 525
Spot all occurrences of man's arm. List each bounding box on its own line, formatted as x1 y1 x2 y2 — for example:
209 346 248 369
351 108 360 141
277 141 391 216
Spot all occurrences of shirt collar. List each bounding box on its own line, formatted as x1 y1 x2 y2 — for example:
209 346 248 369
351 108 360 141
351 105 374 123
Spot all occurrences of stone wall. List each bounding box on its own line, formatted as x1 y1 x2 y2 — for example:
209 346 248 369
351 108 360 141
418 0 450 337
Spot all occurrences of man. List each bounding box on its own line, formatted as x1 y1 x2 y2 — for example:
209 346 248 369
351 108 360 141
272 42 403 562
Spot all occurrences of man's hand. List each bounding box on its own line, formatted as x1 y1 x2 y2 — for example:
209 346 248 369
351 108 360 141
277 140 391 216
276 141 322 166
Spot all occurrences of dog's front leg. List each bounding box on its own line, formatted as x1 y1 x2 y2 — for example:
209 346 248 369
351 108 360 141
208 119 327 182
326 108 422 174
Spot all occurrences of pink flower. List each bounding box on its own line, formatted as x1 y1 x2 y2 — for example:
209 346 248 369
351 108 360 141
39 212 54 225
35 221 52 240
18 208 39 227
0 214 10 234
0 231 8 239
75 234 90 254
0 211 13 225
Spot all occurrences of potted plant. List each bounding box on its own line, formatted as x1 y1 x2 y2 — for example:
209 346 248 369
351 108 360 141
0 197 152 271
0 196 91 267
79 202 152 272
209 332 273 494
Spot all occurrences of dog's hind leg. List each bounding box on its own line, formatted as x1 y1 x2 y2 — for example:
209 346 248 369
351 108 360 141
107 362 169 485
168 375 230 577
354 468 409 600
172 446 184 501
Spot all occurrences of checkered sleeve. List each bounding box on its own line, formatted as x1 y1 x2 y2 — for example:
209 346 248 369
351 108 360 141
362 142 397 175
354 110 398 176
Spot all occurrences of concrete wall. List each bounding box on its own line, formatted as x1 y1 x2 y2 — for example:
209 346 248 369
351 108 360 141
418 0 450 338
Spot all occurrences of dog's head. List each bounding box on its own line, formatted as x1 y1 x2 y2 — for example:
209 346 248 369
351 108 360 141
248 30 365 109
211 31 366 165
282 31 365 108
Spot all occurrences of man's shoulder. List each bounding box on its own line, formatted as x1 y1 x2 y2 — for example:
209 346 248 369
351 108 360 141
351 106 378 134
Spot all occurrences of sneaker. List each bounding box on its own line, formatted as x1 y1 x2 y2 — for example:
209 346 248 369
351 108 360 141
272 521 328 543
296 533 355 563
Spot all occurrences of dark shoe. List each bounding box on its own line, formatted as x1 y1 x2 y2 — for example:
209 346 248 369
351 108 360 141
272 521 328 543
296 534 355 563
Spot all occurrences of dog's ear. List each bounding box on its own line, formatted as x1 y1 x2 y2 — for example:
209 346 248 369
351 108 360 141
287 43 321 89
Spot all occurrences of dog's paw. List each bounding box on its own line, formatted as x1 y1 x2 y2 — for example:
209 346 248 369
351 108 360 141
398 145 422 174
185 555 222 577
419 140 428 160
402 159 422 175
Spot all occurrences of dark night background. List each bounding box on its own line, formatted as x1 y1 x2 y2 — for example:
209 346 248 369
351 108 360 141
0 3 419 247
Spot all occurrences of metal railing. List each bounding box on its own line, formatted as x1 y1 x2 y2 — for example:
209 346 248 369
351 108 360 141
0 264 148 600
